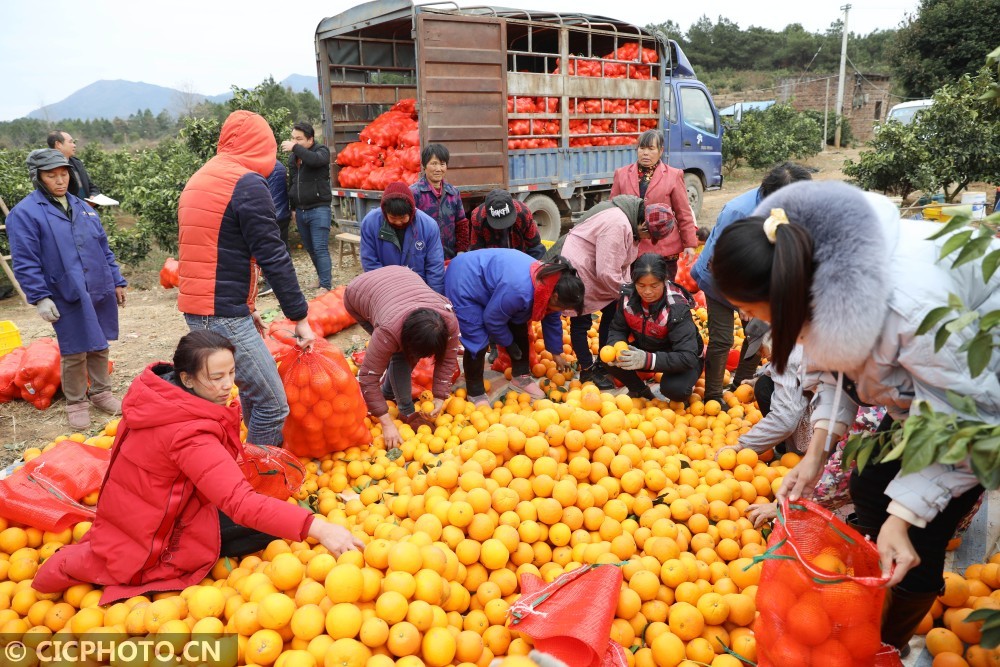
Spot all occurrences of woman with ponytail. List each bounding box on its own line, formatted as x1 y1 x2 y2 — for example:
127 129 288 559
710 180 1000 655
445 249 585 406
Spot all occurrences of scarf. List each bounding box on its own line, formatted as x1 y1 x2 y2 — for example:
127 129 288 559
529 261 560 322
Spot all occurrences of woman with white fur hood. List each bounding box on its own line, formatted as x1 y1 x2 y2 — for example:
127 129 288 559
709 180 999 654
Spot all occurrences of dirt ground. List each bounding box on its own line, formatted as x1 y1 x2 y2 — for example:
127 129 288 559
0 148 862 466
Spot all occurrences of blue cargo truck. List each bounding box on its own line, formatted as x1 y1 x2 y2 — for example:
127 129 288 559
316 0 723 240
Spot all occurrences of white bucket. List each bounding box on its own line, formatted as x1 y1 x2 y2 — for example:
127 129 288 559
960 192 987 220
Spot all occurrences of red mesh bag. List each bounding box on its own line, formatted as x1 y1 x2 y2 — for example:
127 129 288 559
159 257 179 289
14 338 61 410
754 498 891 667
509 564 628 667
238 443 305 500
275 337 372 458
0 347 25 403
0 441 110 531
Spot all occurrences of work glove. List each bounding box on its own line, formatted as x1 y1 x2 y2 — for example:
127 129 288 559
616 346 650 371
36 298 60 323
505 341 523 361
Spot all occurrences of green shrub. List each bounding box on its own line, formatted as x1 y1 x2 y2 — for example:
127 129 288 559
721 104 823 175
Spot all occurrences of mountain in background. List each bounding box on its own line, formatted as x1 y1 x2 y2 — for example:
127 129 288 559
25 75 319 121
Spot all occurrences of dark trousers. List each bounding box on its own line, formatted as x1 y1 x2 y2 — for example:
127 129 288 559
704 296 761 401
219 511 278 557
464 321 530 396
849 418 985 593
569 300 616 369
277 216 291 247
607 359 703 402
754 375 775 416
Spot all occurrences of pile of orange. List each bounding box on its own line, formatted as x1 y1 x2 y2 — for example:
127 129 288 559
913 558 1000 666
0 311 788 667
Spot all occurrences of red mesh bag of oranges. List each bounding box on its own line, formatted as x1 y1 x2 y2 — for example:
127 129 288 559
754 498 897 667
274 337 372 458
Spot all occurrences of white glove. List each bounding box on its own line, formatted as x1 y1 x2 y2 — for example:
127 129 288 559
616 346 650 371
36 298 60 323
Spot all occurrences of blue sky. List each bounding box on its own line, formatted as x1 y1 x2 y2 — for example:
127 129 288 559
0 0 917 121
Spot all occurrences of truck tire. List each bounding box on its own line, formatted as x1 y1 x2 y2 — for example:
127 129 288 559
684 173 704 218
525 194 563 243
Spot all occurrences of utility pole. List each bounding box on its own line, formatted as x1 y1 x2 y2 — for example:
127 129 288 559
834 4 851 148
823 77 830 151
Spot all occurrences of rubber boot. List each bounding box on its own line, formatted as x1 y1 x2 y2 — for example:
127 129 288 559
881 586 940 652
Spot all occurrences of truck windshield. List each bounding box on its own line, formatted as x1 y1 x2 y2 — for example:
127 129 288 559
680 87 717 135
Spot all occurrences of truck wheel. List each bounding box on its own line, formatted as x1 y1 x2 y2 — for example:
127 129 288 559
525 194 563 243
684 173 704 218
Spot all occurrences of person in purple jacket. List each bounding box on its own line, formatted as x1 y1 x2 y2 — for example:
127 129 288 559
344 266 460 447
411 144 468 259
444 249 584 405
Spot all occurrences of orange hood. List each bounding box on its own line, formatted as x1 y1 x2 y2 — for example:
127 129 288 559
216 110 276 178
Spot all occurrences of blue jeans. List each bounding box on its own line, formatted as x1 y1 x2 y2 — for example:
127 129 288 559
356 318 416 416
296 206 332 289
184 314 289 446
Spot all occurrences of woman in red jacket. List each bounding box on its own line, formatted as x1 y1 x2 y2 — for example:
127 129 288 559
610 130 699 279
33 330 362 604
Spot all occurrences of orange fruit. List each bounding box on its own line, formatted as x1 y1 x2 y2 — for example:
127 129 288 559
940 573 970 607
245 628 284 666
257 592 296 630
932 654 971 667
926 628 965 657
386 621 421 657
667 602 704 641
422 626 457 667
650 631 685 667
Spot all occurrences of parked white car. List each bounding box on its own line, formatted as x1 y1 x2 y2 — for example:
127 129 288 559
886 99 934 125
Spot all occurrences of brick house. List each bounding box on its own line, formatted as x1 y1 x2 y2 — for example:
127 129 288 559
713 72 895 144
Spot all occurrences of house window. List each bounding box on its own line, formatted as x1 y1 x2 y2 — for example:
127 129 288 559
874 101 882 120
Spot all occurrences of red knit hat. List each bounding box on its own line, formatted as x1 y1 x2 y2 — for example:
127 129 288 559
381 181 416 219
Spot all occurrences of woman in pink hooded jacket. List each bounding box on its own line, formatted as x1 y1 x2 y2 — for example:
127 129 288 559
556 195 673 390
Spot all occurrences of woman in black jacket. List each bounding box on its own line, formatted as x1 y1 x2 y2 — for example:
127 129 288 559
607 253 704 401
282 122 333 293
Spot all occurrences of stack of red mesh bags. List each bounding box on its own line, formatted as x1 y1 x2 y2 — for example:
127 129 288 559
336 99 421 189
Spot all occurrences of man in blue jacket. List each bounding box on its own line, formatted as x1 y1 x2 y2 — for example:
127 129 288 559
259 159 291 297
360 182 445 294
6 149 127 429
691 161 811 403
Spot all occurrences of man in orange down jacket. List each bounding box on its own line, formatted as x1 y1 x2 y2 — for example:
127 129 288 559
177 110 315 446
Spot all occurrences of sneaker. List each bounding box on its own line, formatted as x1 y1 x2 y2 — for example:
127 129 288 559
258 281 274 297
580 366 615 391
66 402 91 430
89 391 122 415
467 394 491 409
509 374 545 399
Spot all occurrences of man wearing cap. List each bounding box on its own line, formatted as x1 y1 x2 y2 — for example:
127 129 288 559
48 130 100 201
5 149 127 429
468 189 545 259
359 181 445 294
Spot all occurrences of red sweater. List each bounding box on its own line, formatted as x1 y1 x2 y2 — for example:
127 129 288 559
33 364 313 604
611 162 698 256
343 266 460 416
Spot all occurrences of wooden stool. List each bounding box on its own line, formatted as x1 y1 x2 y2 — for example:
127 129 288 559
335 232 361 266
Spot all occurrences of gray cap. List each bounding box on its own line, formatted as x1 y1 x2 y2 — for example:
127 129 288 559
26 149 71 180
742 318 771 357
